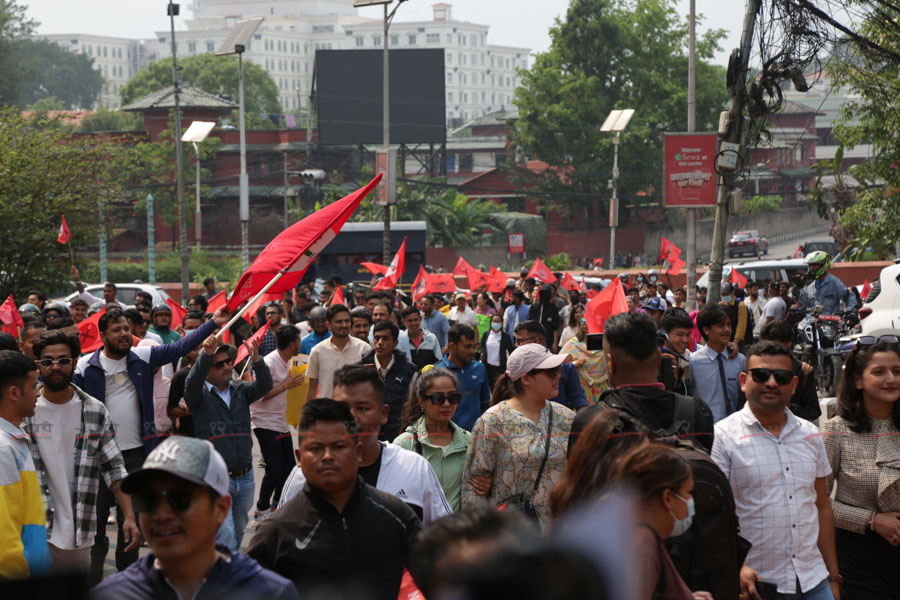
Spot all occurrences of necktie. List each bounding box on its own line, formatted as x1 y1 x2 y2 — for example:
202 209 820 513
717 353 735 415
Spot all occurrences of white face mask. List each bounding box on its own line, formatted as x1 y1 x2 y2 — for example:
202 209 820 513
721 295 733 303
491 322 502 331
669 493 695 538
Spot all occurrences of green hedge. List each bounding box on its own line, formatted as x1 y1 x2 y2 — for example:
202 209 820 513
78 249 243 285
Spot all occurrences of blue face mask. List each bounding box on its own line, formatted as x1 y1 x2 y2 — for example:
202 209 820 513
669 493 695 537
491 322 502 331
721 295 733 303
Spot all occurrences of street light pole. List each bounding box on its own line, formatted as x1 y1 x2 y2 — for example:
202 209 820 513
601 108 634 266
168 0 190 304
382 1 391 265
238 51 249 272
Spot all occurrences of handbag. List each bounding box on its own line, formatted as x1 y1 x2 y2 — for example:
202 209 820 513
502 403 554 522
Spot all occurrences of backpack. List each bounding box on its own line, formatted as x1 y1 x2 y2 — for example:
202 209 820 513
599 388 697 447
664 443 750 600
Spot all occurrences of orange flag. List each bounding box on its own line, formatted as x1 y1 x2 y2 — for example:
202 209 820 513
527 257 557 284
585 279 628 334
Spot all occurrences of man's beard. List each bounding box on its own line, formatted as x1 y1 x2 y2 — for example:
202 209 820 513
42 374 72 392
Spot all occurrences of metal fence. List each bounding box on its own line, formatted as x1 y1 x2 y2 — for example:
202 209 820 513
697 225 830 264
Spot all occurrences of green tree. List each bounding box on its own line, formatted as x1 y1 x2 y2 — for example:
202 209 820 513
79 107 143 132
510 0 728 218
0 0 36 105
17 39 104 109
120 53 280 124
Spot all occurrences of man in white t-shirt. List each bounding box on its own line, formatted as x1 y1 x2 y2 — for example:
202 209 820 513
25 330 138 572
253 325 306 521
763 281 787 325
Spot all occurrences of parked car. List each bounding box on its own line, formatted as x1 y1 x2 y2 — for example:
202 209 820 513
696 258 808 290
859 260 900 337
59 283 173 309
801 239 838 258
727 230 769 257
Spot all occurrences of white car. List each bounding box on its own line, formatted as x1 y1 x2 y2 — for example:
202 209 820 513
59 283 173 309
696 258 808 290
859 261 900 337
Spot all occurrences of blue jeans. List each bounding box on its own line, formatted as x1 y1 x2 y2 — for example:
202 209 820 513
775 578 834 600
216 469 255 551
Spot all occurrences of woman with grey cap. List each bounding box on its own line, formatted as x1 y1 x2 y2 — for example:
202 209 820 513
460 343 575 529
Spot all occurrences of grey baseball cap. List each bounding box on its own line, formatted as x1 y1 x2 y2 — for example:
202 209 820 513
121 437 230 497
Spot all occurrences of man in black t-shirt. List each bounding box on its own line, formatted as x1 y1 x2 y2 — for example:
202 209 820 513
528 284 561 352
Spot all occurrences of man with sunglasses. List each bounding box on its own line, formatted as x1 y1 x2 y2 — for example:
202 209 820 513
712 342 841 600
92 436 298 600
513 321 587 411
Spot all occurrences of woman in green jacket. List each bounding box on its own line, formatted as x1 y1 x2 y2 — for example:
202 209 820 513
393 366 472 511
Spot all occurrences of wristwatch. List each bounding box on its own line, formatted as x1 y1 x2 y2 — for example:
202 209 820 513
828 574 843 585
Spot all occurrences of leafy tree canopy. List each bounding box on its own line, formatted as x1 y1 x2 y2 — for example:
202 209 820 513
17 38 104 109
0 0 36 106
510 0 728 217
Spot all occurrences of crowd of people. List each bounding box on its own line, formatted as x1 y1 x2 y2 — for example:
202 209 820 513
1 249 897 600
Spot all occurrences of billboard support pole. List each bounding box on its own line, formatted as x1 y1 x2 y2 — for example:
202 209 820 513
686 0 697 310
382 2 392 266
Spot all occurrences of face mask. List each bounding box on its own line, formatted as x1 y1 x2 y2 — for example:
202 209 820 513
491 322 502 331
721 295 732 303
669 493 695 537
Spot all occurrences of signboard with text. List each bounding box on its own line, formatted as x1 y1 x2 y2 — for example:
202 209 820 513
663 133 717 207
508 233 525 254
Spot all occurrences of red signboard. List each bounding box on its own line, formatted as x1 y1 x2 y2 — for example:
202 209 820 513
508 233 525 254
663 133 718 207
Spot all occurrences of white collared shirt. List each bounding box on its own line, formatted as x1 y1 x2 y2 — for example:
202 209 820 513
204 381 233 408
375 353 395 380
307 335 372 398
711 404 831 594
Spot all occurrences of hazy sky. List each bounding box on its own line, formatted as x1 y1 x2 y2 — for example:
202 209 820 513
25 0 742 65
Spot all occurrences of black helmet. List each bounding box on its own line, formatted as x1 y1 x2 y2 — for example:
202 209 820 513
42 302 70 319
18 303 41 317
309 306 327 322
150 303 172 317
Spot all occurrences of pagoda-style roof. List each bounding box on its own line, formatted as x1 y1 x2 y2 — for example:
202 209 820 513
121 86 237 113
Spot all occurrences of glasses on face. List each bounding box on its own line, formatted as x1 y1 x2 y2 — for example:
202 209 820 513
856 335 900 349
747 368 794 386
515 336 540 346
529 366 561 378
422 391 462 406
213 359 234 369
134 488 200 513
37 357 74 368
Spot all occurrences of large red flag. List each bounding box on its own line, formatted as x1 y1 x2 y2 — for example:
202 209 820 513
527 258 557 284
166 298 188 329
57 215 71 244
466 269 492 292
452 256 474 278
667 257 686 276
560 272 582 293
373 237 407 291
360 262 388 276
486 266 508 293
0 296 24 337
235 322 270 364
329 286 346 306
426 273 457 295
206 290 227 314
660 237 681 263
242 292 283 325
730 267 747 289
861 279 872 300
77 308 106 354
585 279 628 334
411 266 429 301
227 175 381 311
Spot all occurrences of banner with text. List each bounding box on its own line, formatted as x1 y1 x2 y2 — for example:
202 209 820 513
663 133 717 207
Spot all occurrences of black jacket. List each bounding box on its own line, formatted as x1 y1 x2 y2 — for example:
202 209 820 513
246 477 421 600
480 329 514 372
358 349 418 442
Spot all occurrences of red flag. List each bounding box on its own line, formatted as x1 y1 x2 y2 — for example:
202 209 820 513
660 237 681 263
861 279 872 300
206 290 227 314
592 257 605 267
426 273 457 294
527 258 557 284
667 257 686 276
585 279 628 334
486 266 508 293
466 269 492 292
560 272 582 293
57 215 71 244
373 237 407 291
581 275 588 292
0 296 24 337
360 262 388 276
398 569 425 600
166 298 188 329
452 256 474 278
794 244 804 259
329 286 346 306
730 268 747 289
77 308 106 354
411 266 429 301
242 292 282 325
227 175 381 311
235 322 270 364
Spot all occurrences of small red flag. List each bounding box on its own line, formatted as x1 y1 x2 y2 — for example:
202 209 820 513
730 268 747 289
486 266 508 293
235 321 270 364
57 215 71 244
206 290 227 314
166 298 188 329
527 258 557 284
794 244 804 259
560 272 582 293
360 262 388 276
77 308 106 354
0 296 24 337
466 269 492 292
861 279 872 300
592 257 605 267
242 292 282 325
585 279 628 334
660 237 681 263
452 256 474 278
426 273 457 294
667 257 686 276
411 266 429 302
329 286 346 306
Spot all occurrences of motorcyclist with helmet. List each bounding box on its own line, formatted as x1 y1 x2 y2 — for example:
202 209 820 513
797 251 856 316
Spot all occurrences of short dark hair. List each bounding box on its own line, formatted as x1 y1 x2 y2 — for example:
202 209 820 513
275 324 300 350
0 332 19 352
333 365 385 406
401 306 421 320
124 308 145 326
183 310 205 324
46 317 75 331
203 277 215 287
350 306 372 325
745 341 792 363
20 320 46 338
746 280 759 289
297 398 359 440
0 350 37 400
325 304 350 322
33 330 81 360
373 320 399 341
103 281 117 291
448 323 476 345
604 312 658 361
264 301 283 314
27 290 46 302
70 298 89 309
514 320 546 339
760 320 794 345
660 308 693 332
189 295 209 312
98 309 127 334
696 305 729 340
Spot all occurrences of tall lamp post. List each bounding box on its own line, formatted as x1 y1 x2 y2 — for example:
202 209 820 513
601 109 634 264
216 18 264 272
167 0 189 304
354 0 406 264
182 120 216 251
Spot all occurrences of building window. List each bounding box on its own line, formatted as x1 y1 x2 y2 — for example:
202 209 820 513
448 92 453 102
459 154 474 171
447 72 452 82
446 33 452 44
390 35 399 45
373 35 381 45
207 41 215 51
447 53 452 63
408 34 416 44
426 33 439 44
188 42 196 52
356 36 364 46
470 35 477 46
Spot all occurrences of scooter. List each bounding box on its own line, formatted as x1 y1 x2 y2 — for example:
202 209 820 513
794 304 844 397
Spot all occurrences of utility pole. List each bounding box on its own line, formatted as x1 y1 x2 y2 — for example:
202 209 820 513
168 0 189 304
686 0 697 310
706 0 762 304
382 2 392 265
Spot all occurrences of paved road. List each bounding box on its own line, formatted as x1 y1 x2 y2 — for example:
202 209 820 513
724 238 807 265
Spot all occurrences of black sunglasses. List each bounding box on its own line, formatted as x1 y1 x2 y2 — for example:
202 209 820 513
213 359 234 369
134 488 200 513
856 335 900 349
422 392 462 406
37 357 74 368
748 368 794 386
528 366 561 378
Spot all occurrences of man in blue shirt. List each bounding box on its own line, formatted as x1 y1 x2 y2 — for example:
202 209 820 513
299 306 330 355
513 320 588 410
689 304 746 421
436 324 490 431
503 290 531 339
798 251 856 316
420 294 450 350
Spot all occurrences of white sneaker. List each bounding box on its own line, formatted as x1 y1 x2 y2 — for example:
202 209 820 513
253 507 274 522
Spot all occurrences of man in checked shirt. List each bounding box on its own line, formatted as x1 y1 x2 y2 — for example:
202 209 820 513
712 341 841 600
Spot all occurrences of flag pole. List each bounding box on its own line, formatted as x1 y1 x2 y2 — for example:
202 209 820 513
214 270 286 340
66 240 75 267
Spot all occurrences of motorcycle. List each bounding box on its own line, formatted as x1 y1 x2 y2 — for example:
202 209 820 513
793 305 844 397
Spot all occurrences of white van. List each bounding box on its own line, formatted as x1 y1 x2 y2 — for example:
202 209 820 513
695 258 808 290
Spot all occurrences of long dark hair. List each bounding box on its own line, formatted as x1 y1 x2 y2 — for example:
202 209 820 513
837 341 900 433
399 367 459 433
491 372 525 406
